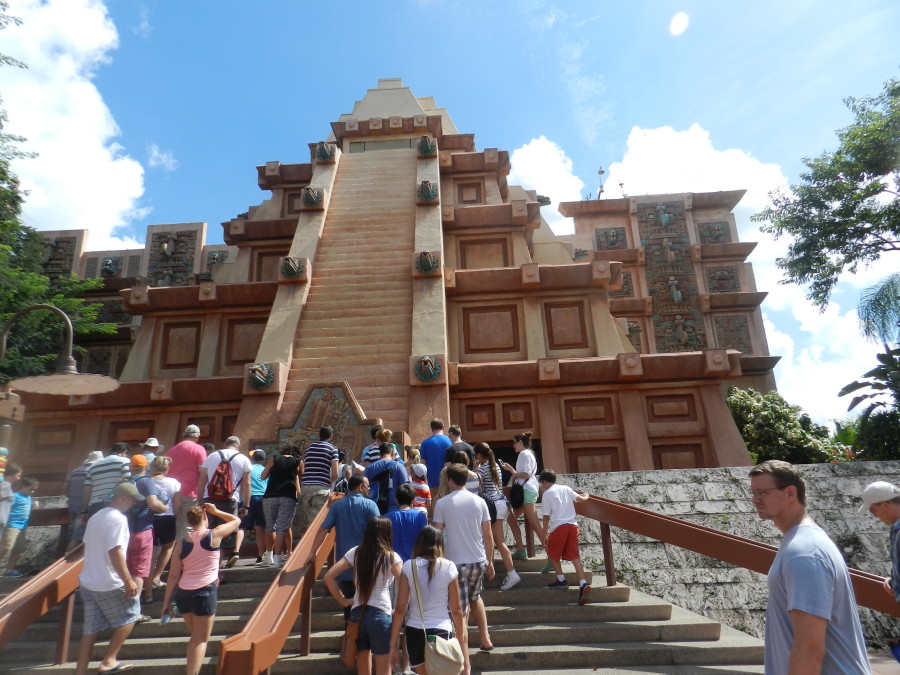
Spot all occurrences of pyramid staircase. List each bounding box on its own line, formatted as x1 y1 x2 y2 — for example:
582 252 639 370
278 149 418 435
0 556 765 674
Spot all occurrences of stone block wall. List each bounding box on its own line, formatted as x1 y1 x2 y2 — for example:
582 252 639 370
563 461 900 646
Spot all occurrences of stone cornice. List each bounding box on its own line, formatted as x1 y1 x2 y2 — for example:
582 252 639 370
446 260 623 296
257 162 313 190
438 149 510 176
452 350 742 391
696 242 757 261
223 217 298 245
442 201 541 230
738 354 781 373
330 114 443 144
703 291 768 311
120 281 279 314
558 190 747 217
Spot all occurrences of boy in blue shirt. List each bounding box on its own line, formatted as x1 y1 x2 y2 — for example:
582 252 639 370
386 483 427 561
1 477 39 577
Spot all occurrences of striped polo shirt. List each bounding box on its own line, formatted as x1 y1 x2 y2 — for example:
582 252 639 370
301 440 338 488
84 454 131 506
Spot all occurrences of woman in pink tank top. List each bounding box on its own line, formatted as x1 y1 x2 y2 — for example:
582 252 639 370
161 502 240 675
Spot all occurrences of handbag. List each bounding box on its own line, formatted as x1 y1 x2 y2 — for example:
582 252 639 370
340 606 364 668
509 483 525 509
410 558 465 675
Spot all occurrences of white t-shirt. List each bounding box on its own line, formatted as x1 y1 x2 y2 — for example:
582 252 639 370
201 449 252 501
541 483 579 534
404 557 458 631
432 489 490 565
344 545 402 615
154 476 181 516
515 449 539 494
79 507 130 591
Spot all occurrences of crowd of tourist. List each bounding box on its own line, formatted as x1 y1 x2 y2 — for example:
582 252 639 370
8 419 894 674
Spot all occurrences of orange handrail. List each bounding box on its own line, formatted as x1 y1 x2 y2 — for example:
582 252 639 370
217 496 337 674
576 494 900 617
0 543 84 663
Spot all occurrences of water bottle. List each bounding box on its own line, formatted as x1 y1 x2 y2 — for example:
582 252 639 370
160 611 172 625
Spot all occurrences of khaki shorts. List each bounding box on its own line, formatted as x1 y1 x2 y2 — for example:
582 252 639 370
299 487 330 532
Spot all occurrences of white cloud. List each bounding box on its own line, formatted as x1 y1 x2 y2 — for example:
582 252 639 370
508 136 585 234
669 12 689 36
557 41 612 150
147 143 177 172
0 0 146 251
132 6 151 38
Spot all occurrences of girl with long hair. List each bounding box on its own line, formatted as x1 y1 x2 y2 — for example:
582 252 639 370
473 442 520 591
261 443 302 567
325 516 402 675
161 502 240 675
149 456 180 594
500 431 547 559
390 526 465 675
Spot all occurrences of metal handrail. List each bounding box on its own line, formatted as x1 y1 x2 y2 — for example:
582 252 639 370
576 494 900 617
0 543 84 663
216 495 338 674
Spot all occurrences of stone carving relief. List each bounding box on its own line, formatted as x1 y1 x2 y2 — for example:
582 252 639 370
247 363 275 391
315 142 336 162
414 355 442 383
705 266 740 293
98 300 130 325
415 251 440 275
207 250 228 267
275 386 366 462
713 314 753 353
417 135 437 157
148 230 197 287
594 227 628 251
609 271 634 298
417 180 438 203
127 255 142 277
281 256 304 279
101 256 123 278
84 258 98 278
698 221 732 244
638 202 707 353
626 320 643 352
42 236 78 280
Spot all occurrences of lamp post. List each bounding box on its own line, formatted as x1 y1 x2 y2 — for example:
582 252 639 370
0 304 120 396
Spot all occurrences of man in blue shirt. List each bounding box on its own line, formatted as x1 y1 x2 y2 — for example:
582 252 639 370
304 475 379 620
386 484 427 561
418 418 452 489
363 443 409 515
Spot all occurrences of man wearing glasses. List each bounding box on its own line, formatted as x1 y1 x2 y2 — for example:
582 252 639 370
859 481 900 604
749 460 869 674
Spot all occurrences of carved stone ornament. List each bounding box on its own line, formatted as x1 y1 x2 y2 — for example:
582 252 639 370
100 257 122 277
281 256 304 279
301 186 324 207
247 363 276 391
417 135 437 157
414 355 442 383
417 180 438 203
315 142 336 162
415 250 440 275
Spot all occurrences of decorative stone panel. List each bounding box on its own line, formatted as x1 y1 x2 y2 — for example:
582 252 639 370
697 221 732 244
97 300 130 325
706 266 740 293
147 230 198 287
652 442 702 469
283 190 304 216
609 271 634 298
645 394 698 423
42 236 79 280
459 238 509 269
465 403 496 432
544 301 589 351
626 320 644 352
127 255 142 277
713 314 753 353
456 180 483 205
462 305 520 354
562 397 617 429
501 402 533 430
594 227 628 251
161 321 201 369
568 446 622 473
223 318 267 367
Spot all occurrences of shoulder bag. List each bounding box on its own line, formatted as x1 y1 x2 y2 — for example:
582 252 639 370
340 605 363 668
410 558 465 675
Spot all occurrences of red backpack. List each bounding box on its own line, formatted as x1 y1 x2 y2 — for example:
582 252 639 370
207 451 239 501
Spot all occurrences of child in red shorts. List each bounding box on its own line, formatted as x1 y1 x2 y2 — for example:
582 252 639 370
538 469 591 604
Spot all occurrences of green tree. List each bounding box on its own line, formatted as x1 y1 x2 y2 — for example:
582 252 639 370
857 273 900 343
0 1 114 382
838 344 900 460
725 387 850 464
752 76 900 309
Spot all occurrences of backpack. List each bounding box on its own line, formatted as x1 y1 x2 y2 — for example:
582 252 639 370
208 451 240 501
372 461 396 515
332 464 350 494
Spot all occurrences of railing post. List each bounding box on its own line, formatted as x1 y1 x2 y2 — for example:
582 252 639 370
55 592 75 664
600 522 616 586
299 564 315 656
524 516 535 558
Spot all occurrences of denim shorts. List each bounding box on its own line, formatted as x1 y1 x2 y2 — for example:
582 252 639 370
348 605 392 655
175 581 219 617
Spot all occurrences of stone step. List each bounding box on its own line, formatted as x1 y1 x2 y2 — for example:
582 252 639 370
299 306 414 321
289 345 410 361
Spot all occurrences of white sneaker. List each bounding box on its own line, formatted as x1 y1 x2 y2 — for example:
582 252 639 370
262 551 274 566
500 570 522 590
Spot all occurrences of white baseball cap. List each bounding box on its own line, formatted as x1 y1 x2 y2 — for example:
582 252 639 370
411 463 427 479
184 424 201 436
143 437 160 447
858 481 900 513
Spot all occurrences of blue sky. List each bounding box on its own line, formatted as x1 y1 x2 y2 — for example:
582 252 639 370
1 0 899 424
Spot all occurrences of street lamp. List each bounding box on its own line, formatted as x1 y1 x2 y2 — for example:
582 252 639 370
0 304 120 396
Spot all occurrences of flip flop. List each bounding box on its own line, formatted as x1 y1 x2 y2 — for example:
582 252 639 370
98 664 134 673
479 644 494 652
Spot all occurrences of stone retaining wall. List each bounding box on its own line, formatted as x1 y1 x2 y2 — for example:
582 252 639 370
563 461 900 646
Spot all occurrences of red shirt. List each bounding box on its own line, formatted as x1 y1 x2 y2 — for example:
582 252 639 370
166 439 206 498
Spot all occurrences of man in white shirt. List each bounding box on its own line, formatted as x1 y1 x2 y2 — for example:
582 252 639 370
198 435 252 567
539 469 591 604
433 463 495 668
75 482 143 675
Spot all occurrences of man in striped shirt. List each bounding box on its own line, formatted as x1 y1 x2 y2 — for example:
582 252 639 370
299 426 339 534
81 442 131 521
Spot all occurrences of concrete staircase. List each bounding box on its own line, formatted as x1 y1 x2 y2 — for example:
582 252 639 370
279 149 417 435
0 558 764 674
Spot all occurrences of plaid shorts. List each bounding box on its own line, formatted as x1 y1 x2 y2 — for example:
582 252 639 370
80 587 141 635
456 561 487 615
263 496 296 534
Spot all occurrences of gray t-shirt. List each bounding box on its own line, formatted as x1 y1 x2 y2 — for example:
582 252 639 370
432 489 490 565
765 523 870 674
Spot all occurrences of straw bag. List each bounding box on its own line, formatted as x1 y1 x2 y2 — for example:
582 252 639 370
340 606 363 668
411 559 465 675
